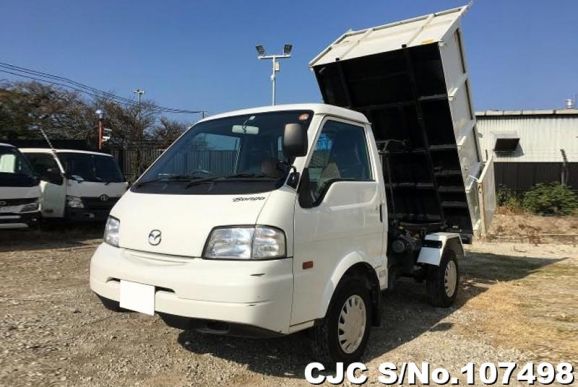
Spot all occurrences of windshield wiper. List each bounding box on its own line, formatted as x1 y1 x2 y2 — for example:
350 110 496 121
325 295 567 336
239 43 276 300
135 174 202 187
222 173 274 179
136 173 277 189
184 176 224 188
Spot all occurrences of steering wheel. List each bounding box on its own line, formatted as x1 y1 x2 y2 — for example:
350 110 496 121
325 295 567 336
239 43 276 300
188 169 214 176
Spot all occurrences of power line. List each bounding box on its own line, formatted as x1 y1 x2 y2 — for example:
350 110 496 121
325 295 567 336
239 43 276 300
0 61 205 115
0 61 135 105
0 61 202 114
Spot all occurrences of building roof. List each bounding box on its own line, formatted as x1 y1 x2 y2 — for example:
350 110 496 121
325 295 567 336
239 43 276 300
476 109 578 117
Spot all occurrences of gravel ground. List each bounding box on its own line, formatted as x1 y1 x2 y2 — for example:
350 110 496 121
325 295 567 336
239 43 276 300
0 227 576 386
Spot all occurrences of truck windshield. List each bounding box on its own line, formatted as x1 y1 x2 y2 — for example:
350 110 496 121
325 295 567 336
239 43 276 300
57 152 125 183
0 146 37 187
132 110 313 195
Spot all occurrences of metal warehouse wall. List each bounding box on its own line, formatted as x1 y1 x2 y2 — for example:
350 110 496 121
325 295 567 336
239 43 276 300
494 162 578 194
475 111 577 192
476 111 578 163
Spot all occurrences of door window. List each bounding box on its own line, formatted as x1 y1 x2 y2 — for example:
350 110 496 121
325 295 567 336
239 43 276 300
306 120 372 203
25 153 60 176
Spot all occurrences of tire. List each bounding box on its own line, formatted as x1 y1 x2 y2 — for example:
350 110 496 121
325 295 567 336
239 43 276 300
312 277 371 366
426 249 459 307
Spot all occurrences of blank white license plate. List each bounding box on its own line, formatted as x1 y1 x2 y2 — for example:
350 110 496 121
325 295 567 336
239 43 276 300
119 280 155 315
0 206 18 213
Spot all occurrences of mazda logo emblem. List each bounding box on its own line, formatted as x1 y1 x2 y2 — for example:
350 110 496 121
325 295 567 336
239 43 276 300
99 194 110 202
148 229 162 246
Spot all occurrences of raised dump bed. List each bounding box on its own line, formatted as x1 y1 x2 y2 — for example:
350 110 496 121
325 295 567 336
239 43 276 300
310 6 495 241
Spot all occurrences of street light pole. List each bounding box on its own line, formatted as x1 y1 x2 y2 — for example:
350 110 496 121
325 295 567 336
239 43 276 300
133 88 145 175
271 57 277 106
134 88 145 106
96 109 104 150
256 44 292 106
133 88 145 137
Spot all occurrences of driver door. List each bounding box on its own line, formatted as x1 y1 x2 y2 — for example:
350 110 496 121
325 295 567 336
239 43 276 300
291 118 386 325
26 153 67 218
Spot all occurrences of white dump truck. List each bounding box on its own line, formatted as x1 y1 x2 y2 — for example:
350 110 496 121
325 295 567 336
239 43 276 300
0 143 41 229
90 6 494 364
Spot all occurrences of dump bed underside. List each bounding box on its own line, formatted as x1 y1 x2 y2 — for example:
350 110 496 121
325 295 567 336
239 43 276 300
311 7 483 239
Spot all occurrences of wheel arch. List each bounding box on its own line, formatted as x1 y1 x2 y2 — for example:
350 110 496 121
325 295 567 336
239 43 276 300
320 257 381 327
417 232 464 267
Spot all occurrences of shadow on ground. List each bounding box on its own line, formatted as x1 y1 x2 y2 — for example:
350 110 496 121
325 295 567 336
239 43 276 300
177 252 564 379
0 221 104 252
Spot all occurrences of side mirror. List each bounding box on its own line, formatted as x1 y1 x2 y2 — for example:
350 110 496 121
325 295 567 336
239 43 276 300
283 123 308 158
41 169 64 185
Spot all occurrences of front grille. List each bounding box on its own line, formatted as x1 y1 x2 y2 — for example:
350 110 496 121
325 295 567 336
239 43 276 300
0 198 37 207
81 196 119 210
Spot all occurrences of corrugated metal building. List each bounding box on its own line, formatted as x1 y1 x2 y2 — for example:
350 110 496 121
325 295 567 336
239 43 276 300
476 109 578 193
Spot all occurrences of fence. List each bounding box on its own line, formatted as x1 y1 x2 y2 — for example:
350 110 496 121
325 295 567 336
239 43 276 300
109 147 239 183
109 146 165 182
494 162 578 195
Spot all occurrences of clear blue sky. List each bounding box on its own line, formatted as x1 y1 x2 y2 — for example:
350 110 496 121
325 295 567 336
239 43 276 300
0 0 576 122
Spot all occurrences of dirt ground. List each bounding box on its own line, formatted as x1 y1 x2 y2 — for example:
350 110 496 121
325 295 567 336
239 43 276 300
0 219 577 386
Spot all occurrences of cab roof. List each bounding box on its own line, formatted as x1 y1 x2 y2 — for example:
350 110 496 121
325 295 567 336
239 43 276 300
199 103 369 125
19 148 113 157
0 143 16 148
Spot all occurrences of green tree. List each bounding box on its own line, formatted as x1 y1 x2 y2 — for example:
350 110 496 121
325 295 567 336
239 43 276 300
522 183 578 216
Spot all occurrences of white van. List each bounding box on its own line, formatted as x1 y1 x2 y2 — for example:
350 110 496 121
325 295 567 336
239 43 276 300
21 149 128 221
90 7 494 364
0 143 41 229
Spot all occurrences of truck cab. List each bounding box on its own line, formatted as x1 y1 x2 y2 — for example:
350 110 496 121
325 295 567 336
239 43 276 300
0 143 41 229
21 148 128 221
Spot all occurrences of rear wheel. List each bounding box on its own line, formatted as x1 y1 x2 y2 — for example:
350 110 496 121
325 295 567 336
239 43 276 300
312 277 371 366
426 249 459 307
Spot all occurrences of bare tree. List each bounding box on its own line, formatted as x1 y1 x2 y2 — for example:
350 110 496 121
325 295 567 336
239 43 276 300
150 117 188 148
0 81 93 141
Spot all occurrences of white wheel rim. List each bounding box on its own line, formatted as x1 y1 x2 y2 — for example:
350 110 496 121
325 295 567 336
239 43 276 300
337 295 367 354
444 260 457 297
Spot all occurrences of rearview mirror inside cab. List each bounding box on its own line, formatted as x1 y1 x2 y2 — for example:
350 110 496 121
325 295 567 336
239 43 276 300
232 125 259 135
283 123 308 158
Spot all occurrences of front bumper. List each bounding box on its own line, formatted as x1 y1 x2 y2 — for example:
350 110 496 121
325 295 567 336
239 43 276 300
66 196 120 222
0 211 40 229
66 207 111 222
89 243 294 334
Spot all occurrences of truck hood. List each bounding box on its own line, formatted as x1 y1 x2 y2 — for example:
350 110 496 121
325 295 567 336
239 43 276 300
112 190 271 257
67 180 128 198
0 185 40 200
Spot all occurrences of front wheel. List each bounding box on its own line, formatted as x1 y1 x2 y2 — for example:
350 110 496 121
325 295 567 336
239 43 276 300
426 249 459 307
312 277 371 366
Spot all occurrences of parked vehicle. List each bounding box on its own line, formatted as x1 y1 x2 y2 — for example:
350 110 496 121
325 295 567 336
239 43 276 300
90 6 495 364
0 143 41 229
21 148 128 221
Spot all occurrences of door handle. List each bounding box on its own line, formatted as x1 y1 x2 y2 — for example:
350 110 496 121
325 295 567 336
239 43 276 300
379 203 383 223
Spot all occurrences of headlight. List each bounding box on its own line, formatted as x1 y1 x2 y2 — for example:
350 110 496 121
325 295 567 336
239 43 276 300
21 200 40 213
66 195 84 208
104 216 120 247
204 226 286 260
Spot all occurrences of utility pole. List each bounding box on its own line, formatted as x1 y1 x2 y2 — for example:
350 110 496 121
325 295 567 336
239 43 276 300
256 44 292 105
